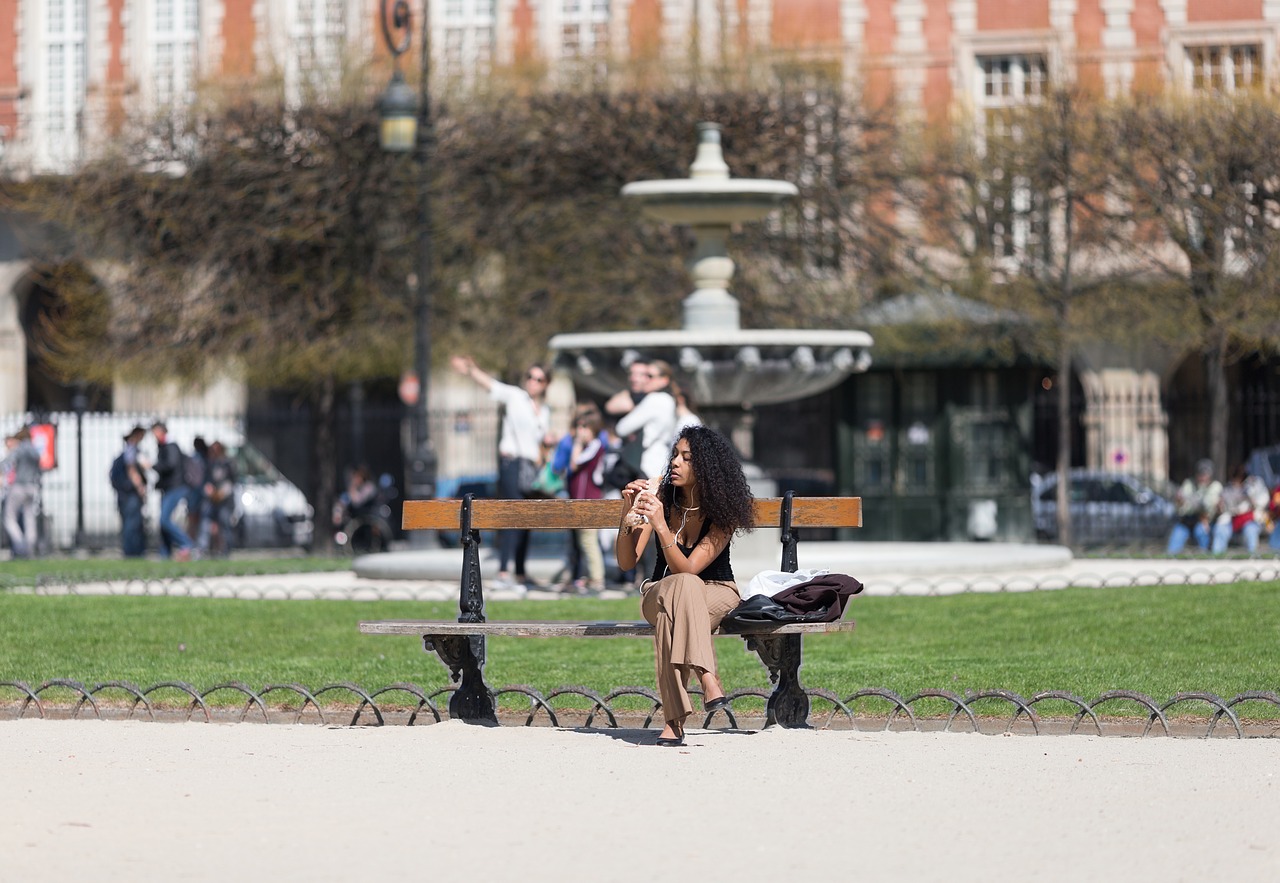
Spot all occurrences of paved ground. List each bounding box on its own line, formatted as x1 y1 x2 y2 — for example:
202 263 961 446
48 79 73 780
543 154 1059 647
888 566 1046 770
2 720 1277 883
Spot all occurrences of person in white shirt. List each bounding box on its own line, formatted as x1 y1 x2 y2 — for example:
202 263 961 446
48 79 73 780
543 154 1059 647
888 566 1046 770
451 355 556 592
615 359 677 482
614 360 678 586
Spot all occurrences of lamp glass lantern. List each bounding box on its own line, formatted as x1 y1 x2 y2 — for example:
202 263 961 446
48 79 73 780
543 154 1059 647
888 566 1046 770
379 70 418 153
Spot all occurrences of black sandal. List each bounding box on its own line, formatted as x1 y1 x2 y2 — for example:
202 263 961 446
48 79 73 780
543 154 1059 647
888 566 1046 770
704 695 730 712
655 720 685 747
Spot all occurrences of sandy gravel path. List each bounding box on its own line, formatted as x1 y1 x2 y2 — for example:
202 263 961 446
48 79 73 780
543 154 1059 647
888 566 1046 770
3 720 1277 882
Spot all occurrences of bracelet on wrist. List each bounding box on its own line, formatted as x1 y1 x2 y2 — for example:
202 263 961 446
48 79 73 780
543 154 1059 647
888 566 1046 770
660 539 676 550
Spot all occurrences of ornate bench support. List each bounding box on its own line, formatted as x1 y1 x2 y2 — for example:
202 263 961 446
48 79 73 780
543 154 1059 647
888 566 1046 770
431 493 497 724
750 491 811 728
745 633 810 728
424 634 497 724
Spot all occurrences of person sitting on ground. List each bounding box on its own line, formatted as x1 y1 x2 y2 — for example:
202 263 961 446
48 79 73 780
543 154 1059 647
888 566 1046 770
1213 464 1270 556
616 424 755 747
1167 459 1223 555
334 465 378 527
1268 480 1280 553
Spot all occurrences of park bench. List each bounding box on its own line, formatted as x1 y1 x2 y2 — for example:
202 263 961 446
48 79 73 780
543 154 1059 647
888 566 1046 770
359 492 861 728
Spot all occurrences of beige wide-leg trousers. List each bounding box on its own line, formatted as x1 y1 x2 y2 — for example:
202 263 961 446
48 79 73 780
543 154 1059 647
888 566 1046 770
640 573 741 725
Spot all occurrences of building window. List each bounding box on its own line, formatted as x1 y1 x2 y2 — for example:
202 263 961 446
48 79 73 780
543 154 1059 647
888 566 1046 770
975 53 1049 264
287 0 346 101
439 0 495 83
39 0 88 169
1186 44 1262 92
561 0 609 59
980 54 1047 103
151 0 201 109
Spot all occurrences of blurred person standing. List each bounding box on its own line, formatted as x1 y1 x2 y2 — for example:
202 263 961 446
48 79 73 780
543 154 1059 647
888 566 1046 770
605 358 652 417
451 354 556 593
2 427 42 558
615 360 677 484
112 425 149 558
615 360 678 584
200 441 237 557
564 406 608 593
151 422 196 561
185 437 209 546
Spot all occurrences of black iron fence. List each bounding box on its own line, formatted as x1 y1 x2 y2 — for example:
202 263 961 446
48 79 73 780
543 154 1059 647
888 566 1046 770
5 378 1279 554
4 678 1277 737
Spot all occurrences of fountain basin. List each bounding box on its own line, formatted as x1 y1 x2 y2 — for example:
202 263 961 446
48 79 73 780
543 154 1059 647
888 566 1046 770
549 328 873 407
621 179 798 225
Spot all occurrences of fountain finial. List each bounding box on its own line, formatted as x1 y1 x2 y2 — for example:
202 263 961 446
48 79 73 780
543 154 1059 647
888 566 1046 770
690 122 730 180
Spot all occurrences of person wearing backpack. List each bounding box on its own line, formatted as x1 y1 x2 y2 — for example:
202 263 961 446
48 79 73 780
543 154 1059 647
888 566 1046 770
112 425 149 557
151 421 195 561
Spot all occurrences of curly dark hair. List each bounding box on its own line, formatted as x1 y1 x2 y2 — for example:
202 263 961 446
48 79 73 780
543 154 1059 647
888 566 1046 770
657 425 755 536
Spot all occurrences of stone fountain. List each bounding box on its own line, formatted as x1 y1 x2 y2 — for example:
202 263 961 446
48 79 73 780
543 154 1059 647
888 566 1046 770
548 122 873 433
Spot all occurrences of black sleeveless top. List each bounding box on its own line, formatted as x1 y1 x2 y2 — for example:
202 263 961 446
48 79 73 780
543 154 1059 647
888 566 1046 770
650 517 734 583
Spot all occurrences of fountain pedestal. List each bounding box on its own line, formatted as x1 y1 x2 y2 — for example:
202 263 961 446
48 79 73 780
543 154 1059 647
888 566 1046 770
550 122 873 412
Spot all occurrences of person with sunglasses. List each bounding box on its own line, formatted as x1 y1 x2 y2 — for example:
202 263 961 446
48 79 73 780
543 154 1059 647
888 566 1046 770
451 354 556 593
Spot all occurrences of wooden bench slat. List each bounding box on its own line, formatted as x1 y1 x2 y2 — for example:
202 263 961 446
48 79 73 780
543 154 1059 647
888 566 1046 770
359 619 856 638
402 496 861 531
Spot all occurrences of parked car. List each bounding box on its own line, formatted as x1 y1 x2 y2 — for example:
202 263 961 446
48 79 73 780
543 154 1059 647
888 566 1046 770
1245 445 1280 491
1031 470 1176 545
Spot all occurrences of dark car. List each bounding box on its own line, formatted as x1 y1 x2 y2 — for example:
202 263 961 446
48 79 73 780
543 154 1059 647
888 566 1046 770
1245 445 1280 491
1031 470 1176 545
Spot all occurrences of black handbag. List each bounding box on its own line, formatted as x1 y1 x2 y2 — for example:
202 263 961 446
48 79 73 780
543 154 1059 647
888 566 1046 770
718 594 829 632
602 438 645 490
515 458 538 497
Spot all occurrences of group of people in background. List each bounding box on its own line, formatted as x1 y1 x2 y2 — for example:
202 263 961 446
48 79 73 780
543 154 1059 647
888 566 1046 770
113 422 237 559
450 352 703 595
1167 458 1280 556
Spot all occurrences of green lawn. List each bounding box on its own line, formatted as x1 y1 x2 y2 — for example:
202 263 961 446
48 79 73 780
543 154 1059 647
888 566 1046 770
2 582 1278 717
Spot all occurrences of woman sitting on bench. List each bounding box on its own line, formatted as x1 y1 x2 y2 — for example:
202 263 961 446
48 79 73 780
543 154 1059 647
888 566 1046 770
616 425 755 747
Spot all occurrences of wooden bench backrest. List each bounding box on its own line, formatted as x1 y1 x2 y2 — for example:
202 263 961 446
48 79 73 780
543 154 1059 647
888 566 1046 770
402 496 862 532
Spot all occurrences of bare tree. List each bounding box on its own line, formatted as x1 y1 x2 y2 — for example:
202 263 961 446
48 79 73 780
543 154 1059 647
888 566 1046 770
1103 92 1280 473
917 86 1126 544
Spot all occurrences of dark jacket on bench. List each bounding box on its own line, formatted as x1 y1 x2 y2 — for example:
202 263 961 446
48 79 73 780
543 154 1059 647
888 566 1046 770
772 573 864 622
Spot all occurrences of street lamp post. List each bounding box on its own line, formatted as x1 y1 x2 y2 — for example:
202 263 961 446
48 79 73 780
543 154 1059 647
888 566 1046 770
380 0 437 526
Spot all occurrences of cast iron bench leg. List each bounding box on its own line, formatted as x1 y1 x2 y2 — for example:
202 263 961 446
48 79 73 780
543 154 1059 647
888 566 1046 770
745 633 810 728
424 634 497 724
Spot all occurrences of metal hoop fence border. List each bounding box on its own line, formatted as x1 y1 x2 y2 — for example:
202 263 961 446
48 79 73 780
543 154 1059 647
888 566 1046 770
3 679 1278 738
